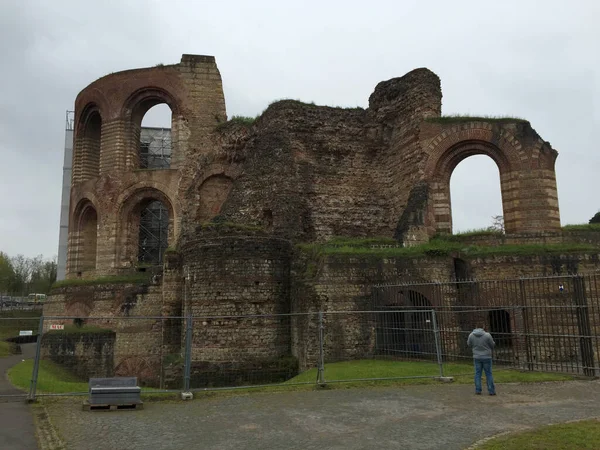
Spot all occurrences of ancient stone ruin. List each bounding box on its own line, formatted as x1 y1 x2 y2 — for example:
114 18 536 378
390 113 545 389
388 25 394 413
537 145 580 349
45 54 598 386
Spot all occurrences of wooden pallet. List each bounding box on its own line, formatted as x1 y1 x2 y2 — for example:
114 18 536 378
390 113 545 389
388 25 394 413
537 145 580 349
82 400 144 411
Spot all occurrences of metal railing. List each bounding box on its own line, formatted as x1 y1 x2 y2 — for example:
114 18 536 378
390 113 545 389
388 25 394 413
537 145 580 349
1 274 599 400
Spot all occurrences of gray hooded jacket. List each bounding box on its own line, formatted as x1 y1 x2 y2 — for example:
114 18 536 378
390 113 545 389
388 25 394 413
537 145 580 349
467 328 495 359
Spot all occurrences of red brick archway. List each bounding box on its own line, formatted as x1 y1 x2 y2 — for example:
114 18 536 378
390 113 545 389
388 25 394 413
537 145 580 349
424 123 560 234
116 187 176 267
70 199 98 274
428 140 517 234
122 87 183 171
73 104 102 182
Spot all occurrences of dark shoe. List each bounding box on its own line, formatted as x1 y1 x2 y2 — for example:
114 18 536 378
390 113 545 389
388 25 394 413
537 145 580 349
475 392 481 395
489 393 496 396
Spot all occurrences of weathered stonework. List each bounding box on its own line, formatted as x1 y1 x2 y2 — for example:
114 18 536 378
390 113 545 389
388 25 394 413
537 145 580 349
49 54 588 385
66 54 561 279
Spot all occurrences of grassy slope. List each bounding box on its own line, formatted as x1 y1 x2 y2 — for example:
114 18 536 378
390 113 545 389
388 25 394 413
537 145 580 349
479 419 600 450
9 360 88 393
0 310 42 340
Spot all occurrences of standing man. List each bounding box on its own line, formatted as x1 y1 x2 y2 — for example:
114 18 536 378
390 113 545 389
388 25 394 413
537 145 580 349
467 324 496 396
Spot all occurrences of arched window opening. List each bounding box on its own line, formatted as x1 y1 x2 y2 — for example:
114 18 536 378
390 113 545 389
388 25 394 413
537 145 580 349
79 110 102 180
138 103 172 169
376 290 435 360
488 309 512 349
138 200 169 265
450 155 503 234
197 175 233 222
78 205 97 271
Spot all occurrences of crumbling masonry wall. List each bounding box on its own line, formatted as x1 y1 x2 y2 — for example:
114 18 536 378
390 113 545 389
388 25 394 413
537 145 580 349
51 54 570 385
66 54 561 280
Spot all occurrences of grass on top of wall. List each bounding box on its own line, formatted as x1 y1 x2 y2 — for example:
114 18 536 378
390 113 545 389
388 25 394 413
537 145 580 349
425 114 528 124
324 236 398 247
52 273 151 289
436 229 505 241
562 223 600 231
197 221 264 232
297 237 599 259
215 115 258 130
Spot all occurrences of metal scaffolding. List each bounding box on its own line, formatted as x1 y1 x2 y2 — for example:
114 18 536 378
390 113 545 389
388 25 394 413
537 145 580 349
138 200 169 265
140 127 171 169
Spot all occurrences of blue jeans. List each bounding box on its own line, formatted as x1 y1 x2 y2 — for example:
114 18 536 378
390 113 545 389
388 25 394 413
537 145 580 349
474 358 495 394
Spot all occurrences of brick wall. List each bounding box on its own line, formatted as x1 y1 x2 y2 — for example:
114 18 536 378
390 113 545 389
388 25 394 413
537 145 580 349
65 57 565 280
292 251 600 369
182 234 292 362
41 331 115 380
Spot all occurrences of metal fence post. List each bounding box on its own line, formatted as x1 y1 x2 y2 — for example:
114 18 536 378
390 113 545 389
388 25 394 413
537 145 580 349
518 280 534 371
317 312 325 386
573 275 595 377
431 309 444 378
28 315 44 401
183 315 193 392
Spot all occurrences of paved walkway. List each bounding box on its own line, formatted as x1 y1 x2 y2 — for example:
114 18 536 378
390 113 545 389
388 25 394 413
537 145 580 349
0 343 38 450
44 379 600 450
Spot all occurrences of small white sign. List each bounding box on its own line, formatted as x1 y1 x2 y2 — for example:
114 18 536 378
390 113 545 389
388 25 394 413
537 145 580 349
50 324 64 330
19 330 33 336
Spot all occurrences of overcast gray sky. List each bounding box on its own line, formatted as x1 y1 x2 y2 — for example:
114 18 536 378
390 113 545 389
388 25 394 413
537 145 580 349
0 0 598 258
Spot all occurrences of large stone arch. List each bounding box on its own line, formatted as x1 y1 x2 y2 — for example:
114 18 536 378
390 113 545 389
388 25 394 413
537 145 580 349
68 198 99 275
121 87 184 170
72 103 103 183
375 288 436 359
116 186 177 267
423 123 560 234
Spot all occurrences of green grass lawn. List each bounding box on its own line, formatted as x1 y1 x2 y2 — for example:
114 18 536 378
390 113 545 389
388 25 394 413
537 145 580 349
479 419 600 449
287 360 574 386
8 358 575 396
8 360 88 394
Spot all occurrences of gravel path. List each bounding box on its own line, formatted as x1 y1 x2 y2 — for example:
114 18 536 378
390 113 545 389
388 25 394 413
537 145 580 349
43 380 600 450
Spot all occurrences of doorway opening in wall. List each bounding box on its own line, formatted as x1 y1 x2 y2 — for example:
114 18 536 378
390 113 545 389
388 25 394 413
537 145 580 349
488 309 512 349
450 155 504 234
139 104 172 169
138 200 169 265
375 291 435 360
